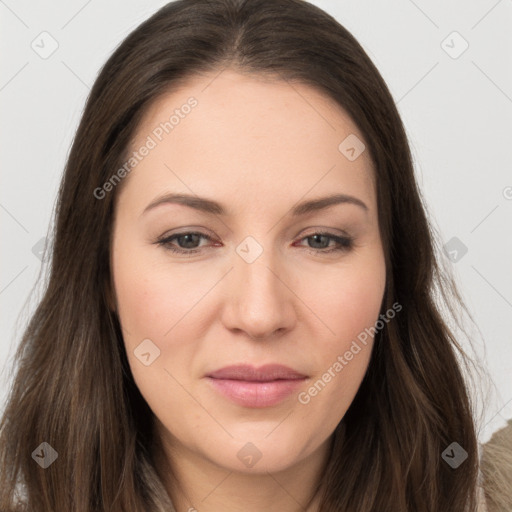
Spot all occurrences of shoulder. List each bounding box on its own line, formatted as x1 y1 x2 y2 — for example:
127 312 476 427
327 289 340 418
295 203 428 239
479 418 512 512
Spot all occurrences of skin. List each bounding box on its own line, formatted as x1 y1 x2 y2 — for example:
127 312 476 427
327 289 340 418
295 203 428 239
110 69 386 512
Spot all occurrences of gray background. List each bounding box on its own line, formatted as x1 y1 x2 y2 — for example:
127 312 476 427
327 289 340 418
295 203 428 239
1 0 511 443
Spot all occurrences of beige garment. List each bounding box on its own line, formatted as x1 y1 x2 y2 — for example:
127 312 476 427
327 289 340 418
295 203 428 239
480 419 512 512
478 483 489 511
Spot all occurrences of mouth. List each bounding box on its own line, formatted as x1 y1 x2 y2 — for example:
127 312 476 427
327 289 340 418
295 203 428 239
205 364 308 408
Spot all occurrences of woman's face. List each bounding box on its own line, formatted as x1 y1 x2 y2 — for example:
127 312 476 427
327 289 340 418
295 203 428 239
111 70 386 475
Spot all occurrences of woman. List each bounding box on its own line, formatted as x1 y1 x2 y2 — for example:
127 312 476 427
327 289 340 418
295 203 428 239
0 0 491 510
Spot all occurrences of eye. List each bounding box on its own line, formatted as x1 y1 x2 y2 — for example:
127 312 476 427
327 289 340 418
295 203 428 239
156 231 215 255
294 231 354 254
155 230 354 256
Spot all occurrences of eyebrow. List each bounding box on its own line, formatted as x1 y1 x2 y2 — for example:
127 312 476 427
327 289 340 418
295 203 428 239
141 192 369 217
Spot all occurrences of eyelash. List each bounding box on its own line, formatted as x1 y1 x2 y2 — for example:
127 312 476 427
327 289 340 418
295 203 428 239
156 231 354 256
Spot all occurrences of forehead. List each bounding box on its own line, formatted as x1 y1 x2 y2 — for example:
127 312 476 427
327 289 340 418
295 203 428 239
118 69 376 217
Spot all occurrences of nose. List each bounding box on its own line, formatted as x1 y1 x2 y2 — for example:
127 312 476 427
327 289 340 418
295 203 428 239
220 244 297 341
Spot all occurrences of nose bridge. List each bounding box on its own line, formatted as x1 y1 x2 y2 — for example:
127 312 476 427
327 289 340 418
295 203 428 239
222 234 295 338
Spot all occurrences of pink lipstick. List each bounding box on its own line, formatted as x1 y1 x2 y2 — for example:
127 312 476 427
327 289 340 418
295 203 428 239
206 364 307 408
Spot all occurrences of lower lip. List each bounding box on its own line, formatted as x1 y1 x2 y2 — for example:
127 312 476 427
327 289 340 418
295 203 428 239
206 377 306 408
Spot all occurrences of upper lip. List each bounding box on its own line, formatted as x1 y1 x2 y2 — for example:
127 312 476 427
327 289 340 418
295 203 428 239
206 364 307 382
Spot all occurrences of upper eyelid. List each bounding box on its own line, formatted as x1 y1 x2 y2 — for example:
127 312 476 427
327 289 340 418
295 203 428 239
159 231 214 242
160 225 353 238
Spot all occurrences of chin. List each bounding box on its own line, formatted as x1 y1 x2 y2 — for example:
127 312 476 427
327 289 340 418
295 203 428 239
202 435 315 475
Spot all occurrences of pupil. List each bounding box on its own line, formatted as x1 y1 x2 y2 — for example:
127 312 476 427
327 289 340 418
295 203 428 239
310 234 327 248
180 234 199 248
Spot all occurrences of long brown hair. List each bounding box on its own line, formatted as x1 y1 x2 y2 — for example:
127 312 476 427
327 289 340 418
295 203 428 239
0 0 485 510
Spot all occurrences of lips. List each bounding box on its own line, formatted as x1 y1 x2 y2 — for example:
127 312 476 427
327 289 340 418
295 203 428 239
206 364 307 381
206 364 307 408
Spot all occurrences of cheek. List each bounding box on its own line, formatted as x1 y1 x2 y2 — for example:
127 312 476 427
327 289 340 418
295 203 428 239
311 256 386 350
300 253 385 405
111 242 218 398
112 244 204 344
111 249 202 414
